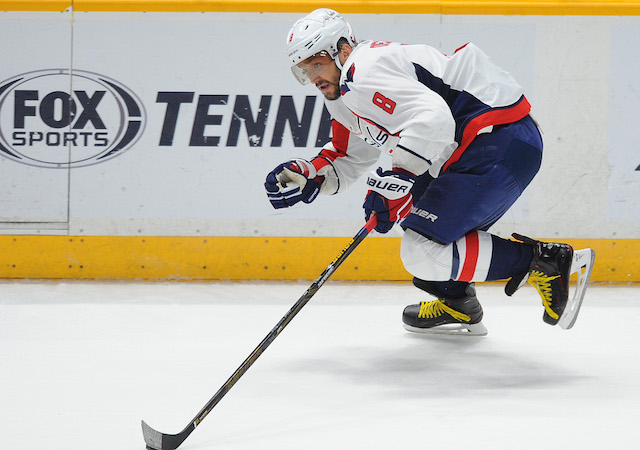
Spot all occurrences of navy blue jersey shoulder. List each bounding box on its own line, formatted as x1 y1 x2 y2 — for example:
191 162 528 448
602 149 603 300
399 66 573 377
413 63 494 145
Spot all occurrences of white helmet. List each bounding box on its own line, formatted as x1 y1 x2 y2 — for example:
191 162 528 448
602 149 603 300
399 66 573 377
286 8 357 85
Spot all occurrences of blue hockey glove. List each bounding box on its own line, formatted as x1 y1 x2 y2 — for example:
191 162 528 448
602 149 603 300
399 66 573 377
363 167 415 233
265 159 324 209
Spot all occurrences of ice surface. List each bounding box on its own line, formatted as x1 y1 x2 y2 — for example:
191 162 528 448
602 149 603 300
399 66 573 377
0 280 638 449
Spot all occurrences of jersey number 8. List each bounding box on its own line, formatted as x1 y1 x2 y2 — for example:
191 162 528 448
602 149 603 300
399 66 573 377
373 92 396 114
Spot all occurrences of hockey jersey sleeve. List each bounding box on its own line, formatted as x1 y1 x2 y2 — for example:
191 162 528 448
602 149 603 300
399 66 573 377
311 119 381 195
339 42 458 177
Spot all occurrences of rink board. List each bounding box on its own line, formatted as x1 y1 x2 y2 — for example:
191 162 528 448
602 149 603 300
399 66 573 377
1 2 640 281
0 235 636 282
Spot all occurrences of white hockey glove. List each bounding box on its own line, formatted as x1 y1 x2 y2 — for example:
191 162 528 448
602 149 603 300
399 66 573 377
363 167 415 233
265 159 324 209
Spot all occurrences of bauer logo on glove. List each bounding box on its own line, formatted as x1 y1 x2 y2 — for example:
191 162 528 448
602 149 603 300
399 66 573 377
363 167 416 234
366 171 413 200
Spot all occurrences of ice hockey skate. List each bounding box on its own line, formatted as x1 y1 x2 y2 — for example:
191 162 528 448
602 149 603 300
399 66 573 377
402 282 488 336
506 234 596 329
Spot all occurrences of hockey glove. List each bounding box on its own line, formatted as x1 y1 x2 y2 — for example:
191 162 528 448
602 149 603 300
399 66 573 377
265 159 324 209
363 167 415 233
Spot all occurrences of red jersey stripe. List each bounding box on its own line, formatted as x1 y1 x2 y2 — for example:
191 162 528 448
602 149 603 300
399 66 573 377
442 96 531 173
459 231 480 282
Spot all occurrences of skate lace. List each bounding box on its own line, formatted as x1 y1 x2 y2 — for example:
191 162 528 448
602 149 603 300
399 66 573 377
418 300 471 322
527 270 560 319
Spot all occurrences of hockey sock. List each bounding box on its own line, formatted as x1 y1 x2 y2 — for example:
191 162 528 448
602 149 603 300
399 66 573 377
486 235 534 281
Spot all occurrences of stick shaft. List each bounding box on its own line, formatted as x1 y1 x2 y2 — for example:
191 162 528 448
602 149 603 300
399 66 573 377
142 216 377 450
190 215 376 426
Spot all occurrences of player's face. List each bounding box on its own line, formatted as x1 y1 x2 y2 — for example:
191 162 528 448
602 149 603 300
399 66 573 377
297 52 341 100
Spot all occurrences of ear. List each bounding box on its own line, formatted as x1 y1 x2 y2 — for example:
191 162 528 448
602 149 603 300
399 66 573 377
338 43 352 66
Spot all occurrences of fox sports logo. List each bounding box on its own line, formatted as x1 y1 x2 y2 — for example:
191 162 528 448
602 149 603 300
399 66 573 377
0 69 145 168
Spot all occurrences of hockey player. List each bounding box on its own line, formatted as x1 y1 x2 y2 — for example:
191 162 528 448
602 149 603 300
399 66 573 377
265 8 595 335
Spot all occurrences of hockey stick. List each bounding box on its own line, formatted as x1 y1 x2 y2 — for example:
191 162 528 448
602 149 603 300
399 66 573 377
141 215 378 450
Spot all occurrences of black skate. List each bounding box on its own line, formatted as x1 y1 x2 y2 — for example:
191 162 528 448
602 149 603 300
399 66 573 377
403 282 488 336
506 233 595 329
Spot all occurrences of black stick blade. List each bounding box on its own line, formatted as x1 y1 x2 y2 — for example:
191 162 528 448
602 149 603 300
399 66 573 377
141 420 191 450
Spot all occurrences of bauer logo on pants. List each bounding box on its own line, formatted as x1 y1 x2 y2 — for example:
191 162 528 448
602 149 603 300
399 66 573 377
0 69 146 168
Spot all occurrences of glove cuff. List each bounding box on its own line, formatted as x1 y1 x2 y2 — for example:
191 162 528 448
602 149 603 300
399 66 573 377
290 159 317 179
311 156 332 173
391 167 417 180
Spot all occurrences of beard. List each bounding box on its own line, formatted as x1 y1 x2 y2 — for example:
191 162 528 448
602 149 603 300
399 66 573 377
325 89 341 101
318 81 341 101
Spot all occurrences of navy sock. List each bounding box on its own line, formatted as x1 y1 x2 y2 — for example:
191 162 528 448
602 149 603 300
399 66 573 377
486 235 533 281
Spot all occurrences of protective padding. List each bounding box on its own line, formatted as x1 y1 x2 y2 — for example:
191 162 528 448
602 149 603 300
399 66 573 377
400 228 494 282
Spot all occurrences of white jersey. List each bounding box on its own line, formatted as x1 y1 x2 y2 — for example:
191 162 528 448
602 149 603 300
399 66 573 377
313 40 531 193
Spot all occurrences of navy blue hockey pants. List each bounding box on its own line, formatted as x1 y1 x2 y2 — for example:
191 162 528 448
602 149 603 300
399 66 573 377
402 115 543 245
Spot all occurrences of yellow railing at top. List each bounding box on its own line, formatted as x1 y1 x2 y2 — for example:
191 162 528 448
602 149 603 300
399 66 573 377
3 0 640 15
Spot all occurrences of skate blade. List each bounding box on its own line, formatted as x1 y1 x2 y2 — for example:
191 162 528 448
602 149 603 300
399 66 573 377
558 248 596 330
403 321 488 336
